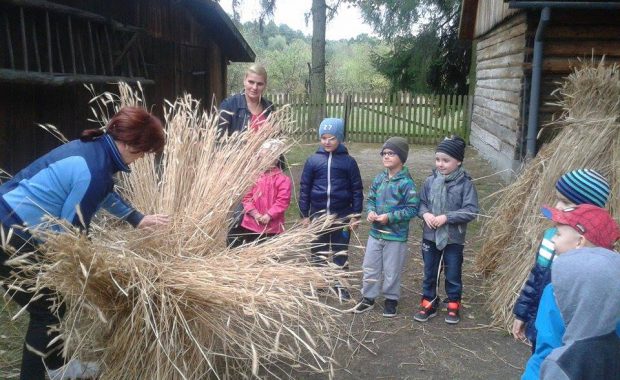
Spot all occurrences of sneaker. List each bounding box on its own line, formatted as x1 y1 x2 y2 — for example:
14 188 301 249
445 301 461 324
334 284 351 301
351 297 375 313
413 298 438 322
382 299 398 317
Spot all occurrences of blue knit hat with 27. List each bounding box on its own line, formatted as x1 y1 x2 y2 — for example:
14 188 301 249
555 169 610 207
319 118 345 142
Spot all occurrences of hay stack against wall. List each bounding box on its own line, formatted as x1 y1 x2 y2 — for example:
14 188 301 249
476 61 620 331
5 84 351 379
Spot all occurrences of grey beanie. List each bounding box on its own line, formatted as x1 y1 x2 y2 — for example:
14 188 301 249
382 136 409 163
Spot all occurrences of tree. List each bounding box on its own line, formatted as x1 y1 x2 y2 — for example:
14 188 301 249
223 0 346 128
356 0 471 95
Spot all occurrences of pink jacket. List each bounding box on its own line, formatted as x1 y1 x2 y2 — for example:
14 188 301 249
241 167 292 234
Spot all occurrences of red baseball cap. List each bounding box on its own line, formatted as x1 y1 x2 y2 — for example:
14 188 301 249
541 204 620 249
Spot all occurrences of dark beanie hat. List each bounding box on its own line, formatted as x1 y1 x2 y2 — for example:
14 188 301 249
382 136 409 163
436 136 466 162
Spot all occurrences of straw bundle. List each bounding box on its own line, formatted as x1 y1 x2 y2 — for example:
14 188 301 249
476 60 620 330
7 84 351 379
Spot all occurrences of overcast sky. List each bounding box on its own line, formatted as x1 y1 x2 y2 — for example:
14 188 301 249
219 0 376 40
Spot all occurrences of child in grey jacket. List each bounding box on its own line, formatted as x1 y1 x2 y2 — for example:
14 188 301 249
413 136 479 324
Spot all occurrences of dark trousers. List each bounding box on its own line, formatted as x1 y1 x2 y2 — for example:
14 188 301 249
227 225 276 248
421 239 464 302
310 225 350 268
1 233 65 380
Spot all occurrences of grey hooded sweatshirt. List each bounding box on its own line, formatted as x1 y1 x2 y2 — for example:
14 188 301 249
540 247 620 380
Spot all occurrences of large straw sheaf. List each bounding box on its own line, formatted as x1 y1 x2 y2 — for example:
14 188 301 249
476 60 620 331
5 84 351 379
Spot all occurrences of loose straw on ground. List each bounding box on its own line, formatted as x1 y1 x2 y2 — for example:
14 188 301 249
476 60 620 332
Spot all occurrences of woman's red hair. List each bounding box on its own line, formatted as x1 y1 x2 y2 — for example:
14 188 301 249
81 107 165 153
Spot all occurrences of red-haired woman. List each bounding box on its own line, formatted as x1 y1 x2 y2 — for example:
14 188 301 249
0 106 168 380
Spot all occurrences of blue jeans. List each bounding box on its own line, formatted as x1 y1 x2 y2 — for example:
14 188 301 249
421 239 464 302
310 224 350 269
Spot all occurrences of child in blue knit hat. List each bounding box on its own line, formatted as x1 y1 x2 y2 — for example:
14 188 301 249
511 169 611 353
298 118 364 301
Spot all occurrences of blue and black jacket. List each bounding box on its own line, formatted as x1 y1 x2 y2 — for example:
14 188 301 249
0 134 143 239
218 92 274 136
513 227 557 343
298 144 363 219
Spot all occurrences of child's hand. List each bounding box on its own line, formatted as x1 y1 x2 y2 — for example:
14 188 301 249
434 215 448 228
367 211 377 222
349 217 361 231
512 319 526 341
257 214 271 225
375 214 389 225
422 213 436 229
300 217 310 227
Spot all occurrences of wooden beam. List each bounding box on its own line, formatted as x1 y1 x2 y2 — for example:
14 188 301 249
20 7 28 71
54 22 64 72
4 13 15 69
67 16 76 74
32 20 41 72
45 11 53 72
112 32 139 69
87 21 96 74
0 68 154 86
3 0 142 33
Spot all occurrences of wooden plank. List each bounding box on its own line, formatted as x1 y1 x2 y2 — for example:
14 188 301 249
476 78 523 92
474 94 520 119
472 103 519 132
20 7 28 71
32 21 41 72
545 41 620 57
45 12 52 72
476 66 524 80
476 34 527 62
54 19 64 72
476 51 525 71
476 20 527 51
4 13 15 69
87 21 96 74
471 113 518 145
474 87 520 105
0 68 154 85
67 16 76 74
544 25 620 40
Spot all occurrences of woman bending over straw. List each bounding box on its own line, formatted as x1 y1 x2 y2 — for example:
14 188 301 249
0 106 168 380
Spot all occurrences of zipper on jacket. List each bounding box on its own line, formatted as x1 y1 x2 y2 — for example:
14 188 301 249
326 152 332 215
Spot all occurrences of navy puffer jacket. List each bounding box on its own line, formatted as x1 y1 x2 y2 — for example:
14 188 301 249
298 144 363 219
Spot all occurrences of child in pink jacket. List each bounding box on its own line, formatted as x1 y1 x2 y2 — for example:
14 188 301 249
228 139 292 247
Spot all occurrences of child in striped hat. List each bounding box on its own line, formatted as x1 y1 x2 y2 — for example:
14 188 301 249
511 169 611 353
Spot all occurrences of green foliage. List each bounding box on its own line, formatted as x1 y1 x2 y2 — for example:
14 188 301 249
226 21 390 95
357 0 471 95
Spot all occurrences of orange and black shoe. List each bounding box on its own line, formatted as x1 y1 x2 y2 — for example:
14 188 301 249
413 298 438 322
445 301 461 324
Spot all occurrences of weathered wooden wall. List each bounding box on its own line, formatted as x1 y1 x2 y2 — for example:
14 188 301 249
0 0 236 174
534 10 620 125
474 0 520 38
470 13 527 179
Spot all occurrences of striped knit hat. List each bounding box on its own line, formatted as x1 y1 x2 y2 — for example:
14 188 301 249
555 169 610 207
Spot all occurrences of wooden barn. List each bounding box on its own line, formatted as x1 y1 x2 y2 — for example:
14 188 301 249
0 0 253 173
459 0 620 180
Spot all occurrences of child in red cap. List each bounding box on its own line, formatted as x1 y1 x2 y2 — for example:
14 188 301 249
522 204 620 380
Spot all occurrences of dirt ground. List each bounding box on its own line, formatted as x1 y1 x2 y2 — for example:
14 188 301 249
0 142 531 379
292 142 531 380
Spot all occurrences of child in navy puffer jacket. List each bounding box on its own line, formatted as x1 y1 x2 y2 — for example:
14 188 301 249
299 118 363 300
